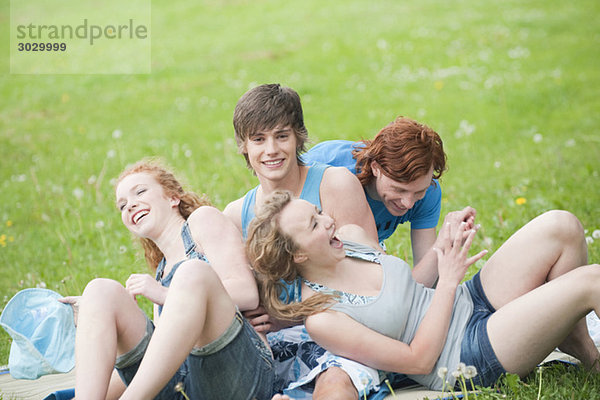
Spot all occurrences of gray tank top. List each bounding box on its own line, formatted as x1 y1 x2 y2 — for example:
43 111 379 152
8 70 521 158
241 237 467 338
307 241 474 390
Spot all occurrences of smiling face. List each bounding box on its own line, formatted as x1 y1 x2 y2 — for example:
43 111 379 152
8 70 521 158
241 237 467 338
244 125 299 182
115 172 180 239
369 162 433 216
278 198 345 267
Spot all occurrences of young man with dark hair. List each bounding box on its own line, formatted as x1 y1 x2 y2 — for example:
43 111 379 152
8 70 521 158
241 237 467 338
225 83 382 400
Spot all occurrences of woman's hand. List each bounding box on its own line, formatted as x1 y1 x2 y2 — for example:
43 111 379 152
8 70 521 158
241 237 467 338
433 222 487 287
243 306 281 334
435 207 478 249
58 296 81 326
126 274 167 306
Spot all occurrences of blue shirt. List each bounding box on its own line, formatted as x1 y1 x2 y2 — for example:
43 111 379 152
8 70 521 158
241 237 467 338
303 140 441 241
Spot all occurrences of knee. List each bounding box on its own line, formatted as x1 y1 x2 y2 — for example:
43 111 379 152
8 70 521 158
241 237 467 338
539 210 584 241
80 278 126 311
82 278 123 300
170 259 218 292
314 367 357 399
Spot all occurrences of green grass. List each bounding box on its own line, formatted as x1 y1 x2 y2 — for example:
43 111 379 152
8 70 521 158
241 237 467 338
1 0 599 397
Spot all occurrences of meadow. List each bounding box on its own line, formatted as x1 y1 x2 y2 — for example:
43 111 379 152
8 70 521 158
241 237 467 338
1 0 599 397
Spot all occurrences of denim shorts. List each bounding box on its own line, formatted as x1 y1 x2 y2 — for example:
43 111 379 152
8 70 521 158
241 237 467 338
460 272 507 388
115 310 274 400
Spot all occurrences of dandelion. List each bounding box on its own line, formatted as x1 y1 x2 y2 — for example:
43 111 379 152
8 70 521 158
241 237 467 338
376 38 389 50
61 93 70 103
565 139 576 147
533 133 543 143
174 382 190 400
515 197 527 205
586 236 594 245
73 188 84 200
107 149 116 159
437 367 448 380
384 379 396 397
455 120 476 138
112 129 122 139
119 245 127 254
434 80 444 90
437 367 449 399
88 175 97 185
95 221 105 229
592 230 600 240
184 149 192 158
6 221 12 227
464 366 477 380
0 234 6 247
494 161 501 169
36 282 47 289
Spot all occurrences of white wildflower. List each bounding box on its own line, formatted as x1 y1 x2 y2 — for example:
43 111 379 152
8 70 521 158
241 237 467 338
565 139 575 147
119 245 127 254
586 236 594 245
533 133 543 143
88 175 97 185
112 129 122 139
376 39 389 50
508 46 530 59
494 161 501 169
36 281 47 289
184 149 192 158
437 367 448 379
592 230 600 239
95 221 105 229
452 370 462 379
464 365 478 379
107 149 116 158
73 188 84 200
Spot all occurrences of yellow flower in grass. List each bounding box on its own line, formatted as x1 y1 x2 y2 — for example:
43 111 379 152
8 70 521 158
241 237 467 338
6 220 12 227
0 234 6 247
515 197 527 205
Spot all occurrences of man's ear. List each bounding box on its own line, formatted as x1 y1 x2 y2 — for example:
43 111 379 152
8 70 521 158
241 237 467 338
293 252 308 264
371 160 381 177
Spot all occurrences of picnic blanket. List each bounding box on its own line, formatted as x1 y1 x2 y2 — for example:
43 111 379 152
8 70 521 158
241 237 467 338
0 349 585 400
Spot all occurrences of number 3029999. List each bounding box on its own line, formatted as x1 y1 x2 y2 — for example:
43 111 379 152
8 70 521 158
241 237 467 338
17 42 67 51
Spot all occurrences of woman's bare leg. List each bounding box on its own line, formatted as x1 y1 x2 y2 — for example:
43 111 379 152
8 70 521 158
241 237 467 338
74 278 148 400
486 265 600 376
479 210 596 362
120 260 236 399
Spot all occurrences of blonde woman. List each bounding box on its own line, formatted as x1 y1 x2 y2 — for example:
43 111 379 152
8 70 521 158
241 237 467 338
247 190 599 391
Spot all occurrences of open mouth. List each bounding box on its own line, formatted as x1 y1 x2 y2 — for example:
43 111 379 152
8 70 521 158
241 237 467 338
132 209 149 224
330 235 343 249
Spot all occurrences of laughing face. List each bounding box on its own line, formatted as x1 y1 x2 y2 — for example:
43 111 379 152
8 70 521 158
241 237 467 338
115 172 180 239
369 162 433 217
278 198 345 267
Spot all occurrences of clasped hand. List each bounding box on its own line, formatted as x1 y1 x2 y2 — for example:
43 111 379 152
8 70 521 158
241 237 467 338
433 220 488 287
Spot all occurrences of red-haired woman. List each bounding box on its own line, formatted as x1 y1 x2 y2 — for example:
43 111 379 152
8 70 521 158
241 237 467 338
62 160 274 400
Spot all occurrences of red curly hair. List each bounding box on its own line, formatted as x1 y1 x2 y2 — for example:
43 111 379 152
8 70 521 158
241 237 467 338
353 117 446 185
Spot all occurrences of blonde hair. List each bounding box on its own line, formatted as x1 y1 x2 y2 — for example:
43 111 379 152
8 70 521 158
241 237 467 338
117 159 211 270
246 190 334 322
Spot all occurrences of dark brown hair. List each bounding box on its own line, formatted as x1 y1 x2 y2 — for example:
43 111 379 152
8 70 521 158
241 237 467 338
233 84 309 169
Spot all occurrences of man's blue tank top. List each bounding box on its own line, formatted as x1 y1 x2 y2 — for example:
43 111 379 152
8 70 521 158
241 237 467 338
240 163 329 303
